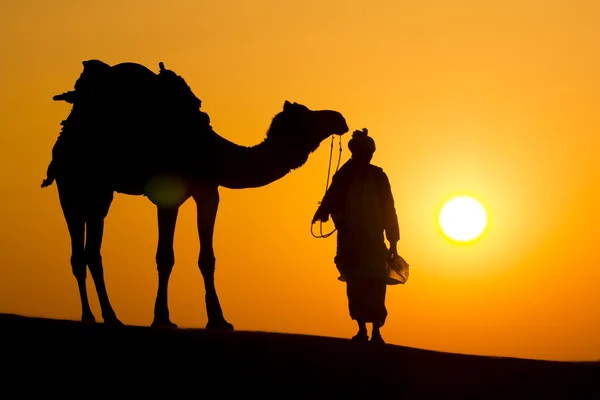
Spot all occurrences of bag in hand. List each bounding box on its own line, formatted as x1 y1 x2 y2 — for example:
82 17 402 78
337 254 410 285
386 254 409 285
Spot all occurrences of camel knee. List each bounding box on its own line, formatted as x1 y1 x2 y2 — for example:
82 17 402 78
85 252 104 276
70 255 86 280
85 253 102 265
156 249 175 274
198 252 215 275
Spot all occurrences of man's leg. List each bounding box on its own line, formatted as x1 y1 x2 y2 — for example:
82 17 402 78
347 281 369 342
370 279 387 345
353 320 369 342
371 322 385 344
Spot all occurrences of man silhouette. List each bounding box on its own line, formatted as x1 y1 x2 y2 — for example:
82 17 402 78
313 128 400 344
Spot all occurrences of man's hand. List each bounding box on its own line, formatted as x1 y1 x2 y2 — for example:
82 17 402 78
388 241 399 259
312 208 329 224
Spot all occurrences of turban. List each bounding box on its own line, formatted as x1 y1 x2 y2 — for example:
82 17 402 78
348 128 376 154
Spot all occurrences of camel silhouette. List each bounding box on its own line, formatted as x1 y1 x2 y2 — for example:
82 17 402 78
41 60 349 329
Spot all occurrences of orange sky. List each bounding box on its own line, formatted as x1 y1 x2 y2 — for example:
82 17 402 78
1 0 599 361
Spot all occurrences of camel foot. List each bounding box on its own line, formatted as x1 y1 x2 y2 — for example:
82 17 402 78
102 314 124 326
151 319 178 329
103 318 124 326
81 313 96 324
206 319 234 331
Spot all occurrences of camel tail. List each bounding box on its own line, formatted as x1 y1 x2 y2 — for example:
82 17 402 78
41 160 56 188
41 177 55 188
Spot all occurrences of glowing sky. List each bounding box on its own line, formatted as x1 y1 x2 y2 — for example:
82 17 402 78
1 0 599 361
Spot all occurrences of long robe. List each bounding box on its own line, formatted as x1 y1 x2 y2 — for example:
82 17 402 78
316 159 400 325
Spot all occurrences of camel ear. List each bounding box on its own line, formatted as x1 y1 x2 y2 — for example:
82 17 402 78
283 100 293 111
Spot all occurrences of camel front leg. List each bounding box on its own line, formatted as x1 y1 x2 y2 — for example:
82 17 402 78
194 188 233 330
57 185 95 323
66 214 95 323
151 206 179 328
86 218 122 325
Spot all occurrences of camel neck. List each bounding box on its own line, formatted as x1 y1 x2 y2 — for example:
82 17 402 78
207 131 301 189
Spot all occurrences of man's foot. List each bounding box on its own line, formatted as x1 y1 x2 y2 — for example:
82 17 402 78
352 331 369 343
370 333 386 345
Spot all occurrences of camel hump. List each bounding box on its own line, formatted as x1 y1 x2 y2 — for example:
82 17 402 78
44 59 211 187
110 62 158 80
51 58 209 147
57 59 200 110
64 60 154 99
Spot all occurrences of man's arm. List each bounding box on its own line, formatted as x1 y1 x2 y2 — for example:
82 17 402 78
313 162 353 224
379 171 400 256
313 190 334 223
312 174 342 223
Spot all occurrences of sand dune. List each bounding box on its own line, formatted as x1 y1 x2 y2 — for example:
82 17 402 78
1 313 597 398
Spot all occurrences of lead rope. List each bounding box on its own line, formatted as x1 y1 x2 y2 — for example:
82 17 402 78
311 134 343 238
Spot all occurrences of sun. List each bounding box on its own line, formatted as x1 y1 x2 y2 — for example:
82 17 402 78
438 195 488 242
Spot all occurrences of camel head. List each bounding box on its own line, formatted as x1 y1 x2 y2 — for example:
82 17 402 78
265 101 349 170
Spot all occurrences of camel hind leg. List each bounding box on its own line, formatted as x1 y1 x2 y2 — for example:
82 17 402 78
151 206 179 328
193 186 233 331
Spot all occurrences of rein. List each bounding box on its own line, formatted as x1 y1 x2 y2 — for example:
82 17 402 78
311 134 343 239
